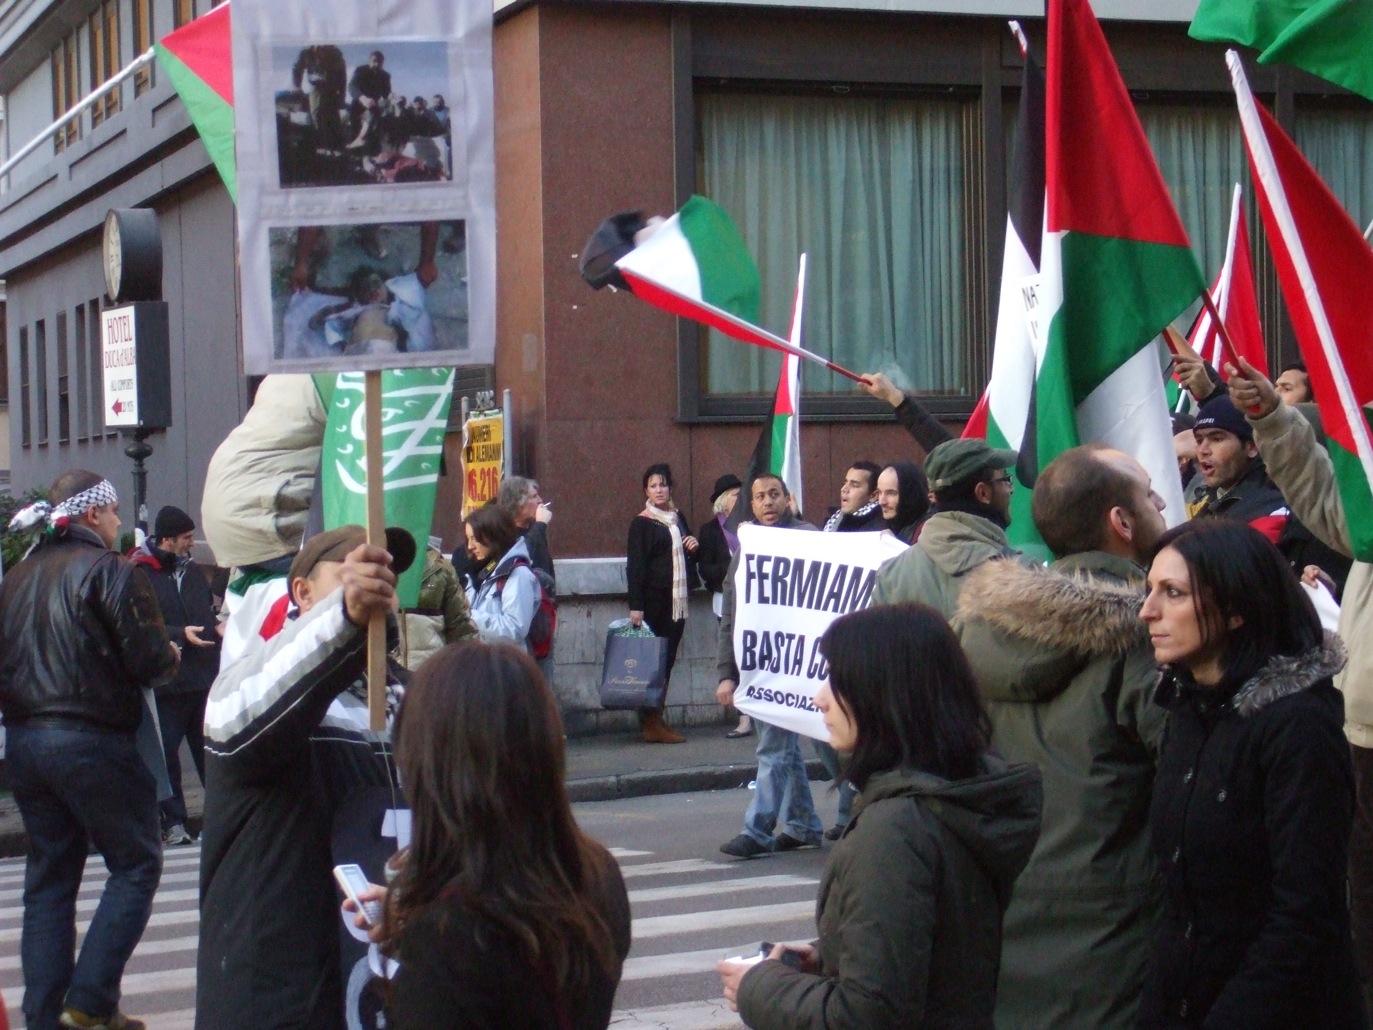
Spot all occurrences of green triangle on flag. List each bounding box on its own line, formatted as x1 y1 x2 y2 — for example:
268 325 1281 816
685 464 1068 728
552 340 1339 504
155 2 236 200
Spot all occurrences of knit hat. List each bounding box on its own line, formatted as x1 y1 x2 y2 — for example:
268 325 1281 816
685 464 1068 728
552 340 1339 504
710 474 743 504
925 439 1018 491
154 505 196 540
1194 395 1253 443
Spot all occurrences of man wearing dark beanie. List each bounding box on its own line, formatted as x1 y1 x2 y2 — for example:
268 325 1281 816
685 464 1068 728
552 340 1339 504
130 506 221 846
1192 395 1351 593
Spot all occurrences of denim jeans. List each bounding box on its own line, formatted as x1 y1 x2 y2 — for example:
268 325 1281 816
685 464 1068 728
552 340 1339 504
7 721 163 1030
154 691 208 828
813 741 856 829
742 719 823 849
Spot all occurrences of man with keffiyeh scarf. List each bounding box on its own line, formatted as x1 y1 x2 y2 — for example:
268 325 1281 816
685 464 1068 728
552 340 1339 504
626 462 698 744
0 469 178 1030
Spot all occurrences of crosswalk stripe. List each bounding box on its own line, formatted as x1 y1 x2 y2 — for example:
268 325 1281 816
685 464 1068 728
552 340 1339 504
0 850 203 887
609 998 743 1030
0 888 199 925
0 869 200 905
0 906 199 945
627 873 817 904
618 858 731 879
0 933 200 973
608 847 652 858
632 900 814 939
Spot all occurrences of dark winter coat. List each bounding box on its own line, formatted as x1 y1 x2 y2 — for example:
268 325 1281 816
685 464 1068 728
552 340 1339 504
0 525 175 730
1193 459 1352 595
131 543 222 696
625 510 697 616
736 758 1043 1029
697 514 735 595
1140 638 1365 1029
956 553 1164 1029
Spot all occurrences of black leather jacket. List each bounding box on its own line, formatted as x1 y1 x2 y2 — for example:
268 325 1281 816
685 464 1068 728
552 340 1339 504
0 525 176 731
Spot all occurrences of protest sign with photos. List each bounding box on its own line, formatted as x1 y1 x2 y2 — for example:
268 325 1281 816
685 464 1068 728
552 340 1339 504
729 524 908 741
232 0 494 373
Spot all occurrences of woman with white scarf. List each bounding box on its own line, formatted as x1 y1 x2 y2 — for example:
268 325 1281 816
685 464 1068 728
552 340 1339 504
626 463 698 744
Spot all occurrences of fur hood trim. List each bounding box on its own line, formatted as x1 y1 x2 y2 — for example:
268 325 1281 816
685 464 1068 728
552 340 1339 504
957 557 1149 657
1233 633 1347 718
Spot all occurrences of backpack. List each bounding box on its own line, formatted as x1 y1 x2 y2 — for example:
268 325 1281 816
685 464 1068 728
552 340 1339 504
495 557 558 659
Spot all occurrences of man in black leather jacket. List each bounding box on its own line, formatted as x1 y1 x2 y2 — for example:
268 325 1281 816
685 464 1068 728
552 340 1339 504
0 470 178 1030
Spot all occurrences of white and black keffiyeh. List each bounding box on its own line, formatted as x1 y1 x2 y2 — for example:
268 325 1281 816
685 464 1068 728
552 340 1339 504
7 479 118 534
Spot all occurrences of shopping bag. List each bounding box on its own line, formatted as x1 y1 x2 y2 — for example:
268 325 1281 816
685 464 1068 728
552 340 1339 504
599 620 669 710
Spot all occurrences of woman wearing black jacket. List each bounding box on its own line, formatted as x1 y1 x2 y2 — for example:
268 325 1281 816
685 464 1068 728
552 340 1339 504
1139 519 1364 1028
626 463 698 744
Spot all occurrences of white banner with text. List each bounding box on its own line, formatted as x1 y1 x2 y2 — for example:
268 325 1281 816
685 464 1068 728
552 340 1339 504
730 524 907 741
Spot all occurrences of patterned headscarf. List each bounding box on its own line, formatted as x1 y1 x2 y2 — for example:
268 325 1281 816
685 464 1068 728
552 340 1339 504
7 479 118 534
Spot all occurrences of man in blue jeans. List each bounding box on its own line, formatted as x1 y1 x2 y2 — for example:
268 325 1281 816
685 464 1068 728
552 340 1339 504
715 473 825 858
0 470 178 1030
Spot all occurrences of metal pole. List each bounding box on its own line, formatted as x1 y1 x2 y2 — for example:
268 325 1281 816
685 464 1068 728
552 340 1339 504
0 50 156 184
124 428 153 537
502 388 514 477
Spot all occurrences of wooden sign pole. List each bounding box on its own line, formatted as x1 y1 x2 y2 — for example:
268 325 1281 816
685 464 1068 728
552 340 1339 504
364 370 387 732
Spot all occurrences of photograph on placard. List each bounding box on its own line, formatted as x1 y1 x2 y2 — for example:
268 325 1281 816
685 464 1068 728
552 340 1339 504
271 41 454 189
273 220 468 362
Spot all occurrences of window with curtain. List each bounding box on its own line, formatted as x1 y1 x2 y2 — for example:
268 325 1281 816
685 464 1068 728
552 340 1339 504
1296 104 1373 234
133 0 154 96
51 34 81 152
697 91 976 398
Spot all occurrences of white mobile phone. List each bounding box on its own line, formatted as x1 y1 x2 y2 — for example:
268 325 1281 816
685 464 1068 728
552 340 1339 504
333 863 381 927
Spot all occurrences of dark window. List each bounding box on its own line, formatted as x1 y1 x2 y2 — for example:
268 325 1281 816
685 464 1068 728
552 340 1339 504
51 35 81 152
35 320 48 446
19 327 31 448
89 0 122 128
132 0 154 96
76 304 89 441
57 312 70 444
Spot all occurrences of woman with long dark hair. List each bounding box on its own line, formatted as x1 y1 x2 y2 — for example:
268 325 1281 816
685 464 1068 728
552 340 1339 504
625 462 698 744
719 603 1042 1028
464 504 541 651
875 460 931 543
374 642 631 1029
1139 519 1363 1028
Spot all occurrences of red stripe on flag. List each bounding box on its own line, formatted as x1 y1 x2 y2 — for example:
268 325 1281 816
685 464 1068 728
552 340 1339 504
962 392 990 439
1247 512 1288 544
158 3 234 106
620 272 788 354
1047 0 1191 247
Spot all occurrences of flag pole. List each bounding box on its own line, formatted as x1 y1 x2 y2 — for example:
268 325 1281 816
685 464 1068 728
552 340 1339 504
364 370 387 732
1197 286 1244 374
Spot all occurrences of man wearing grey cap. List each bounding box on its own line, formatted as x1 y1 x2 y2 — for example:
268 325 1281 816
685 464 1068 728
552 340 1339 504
196 525 414 1030
872 438 1021 619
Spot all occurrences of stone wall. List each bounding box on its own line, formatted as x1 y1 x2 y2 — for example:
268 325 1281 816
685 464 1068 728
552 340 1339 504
549 557 730 737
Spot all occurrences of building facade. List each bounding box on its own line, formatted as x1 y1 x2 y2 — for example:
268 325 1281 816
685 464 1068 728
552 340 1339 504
3 0 1372 719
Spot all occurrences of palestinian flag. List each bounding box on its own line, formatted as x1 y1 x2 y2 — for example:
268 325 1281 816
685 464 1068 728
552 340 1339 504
1187 184 1268 386
731 258 808 527
155 3 236 200
1229 52 1373 559
1191 0 1373 103
613 197 859 381
968 26 1045 555
1036 0 1199 531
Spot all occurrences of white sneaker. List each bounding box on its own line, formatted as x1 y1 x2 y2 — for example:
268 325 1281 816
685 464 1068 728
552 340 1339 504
162 823 193 847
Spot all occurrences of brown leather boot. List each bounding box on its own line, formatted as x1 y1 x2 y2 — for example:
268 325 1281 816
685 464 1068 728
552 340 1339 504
642 710 686 744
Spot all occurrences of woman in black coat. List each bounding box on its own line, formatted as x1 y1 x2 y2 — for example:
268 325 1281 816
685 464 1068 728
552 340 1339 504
1139 519 1364 1029
626 463 698 744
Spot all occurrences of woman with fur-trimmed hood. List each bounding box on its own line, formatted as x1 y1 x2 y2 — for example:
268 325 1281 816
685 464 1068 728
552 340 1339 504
955 445 1169 1030
1138 519 1363 1029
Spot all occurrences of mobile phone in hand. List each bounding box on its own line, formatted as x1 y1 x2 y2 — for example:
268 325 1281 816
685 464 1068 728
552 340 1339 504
759 942 804 970
333 863 381 927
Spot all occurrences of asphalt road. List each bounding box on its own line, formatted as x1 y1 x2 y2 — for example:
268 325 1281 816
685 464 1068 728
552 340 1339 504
0 786 844 1029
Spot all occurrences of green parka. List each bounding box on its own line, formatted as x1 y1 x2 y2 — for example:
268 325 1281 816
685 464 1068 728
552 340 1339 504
736 757 1043 1029
954 552 1165 1029
871 511 1019 620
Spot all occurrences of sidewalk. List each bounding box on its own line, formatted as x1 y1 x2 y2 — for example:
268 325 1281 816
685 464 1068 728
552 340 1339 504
0 725 829 858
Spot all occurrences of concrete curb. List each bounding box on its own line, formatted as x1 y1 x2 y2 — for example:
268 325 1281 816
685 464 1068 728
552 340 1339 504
0 760 831 859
